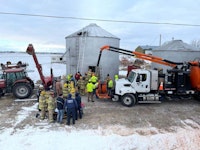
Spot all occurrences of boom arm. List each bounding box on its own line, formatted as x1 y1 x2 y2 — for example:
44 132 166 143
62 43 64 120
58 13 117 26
97 45 182 68
26 44 53 89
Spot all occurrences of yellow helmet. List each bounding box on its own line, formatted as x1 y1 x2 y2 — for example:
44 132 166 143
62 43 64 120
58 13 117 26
41 90 46 96
64 83 68 88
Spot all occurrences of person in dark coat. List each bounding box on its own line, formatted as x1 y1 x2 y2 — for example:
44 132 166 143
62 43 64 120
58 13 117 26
64 94 78 125
75 92 82 119
56 94 65 124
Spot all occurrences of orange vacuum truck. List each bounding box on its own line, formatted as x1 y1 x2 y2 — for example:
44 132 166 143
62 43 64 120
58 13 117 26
96 45 200 106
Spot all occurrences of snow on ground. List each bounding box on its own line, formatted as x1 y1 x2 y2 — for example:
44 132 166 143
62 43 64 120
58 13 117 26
0 103 200 150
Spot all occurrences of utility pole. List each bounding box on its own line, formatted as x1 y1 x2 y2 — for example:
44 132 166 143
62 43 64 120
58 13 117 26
159 34 162 46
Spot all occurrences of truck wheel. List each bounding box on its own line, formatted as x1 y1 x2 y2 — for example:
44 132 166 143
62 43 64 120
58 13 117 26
121 94 136 107
13 83 32 99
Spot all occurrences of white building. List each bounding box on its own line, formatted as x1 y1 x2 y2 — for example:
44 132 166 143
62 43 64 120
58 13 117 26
152 39 200 72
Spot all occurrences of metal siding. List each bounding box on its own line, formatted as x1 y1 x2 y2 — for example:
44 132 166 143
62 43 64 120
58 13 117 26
65 36 120 79
152 50 200 72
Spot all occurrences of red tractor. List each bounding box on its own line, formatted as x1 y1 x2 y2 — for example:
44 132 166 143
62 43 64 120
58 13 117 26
0 67 34 99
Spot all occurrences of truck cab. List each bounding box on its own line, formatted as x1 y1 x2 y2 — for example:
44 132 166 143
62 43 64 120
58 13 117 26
114 69 160 106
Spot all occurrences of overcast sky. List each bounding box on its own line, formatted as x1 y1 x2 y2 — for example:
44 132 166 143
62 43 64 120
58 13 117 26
0 0 200 52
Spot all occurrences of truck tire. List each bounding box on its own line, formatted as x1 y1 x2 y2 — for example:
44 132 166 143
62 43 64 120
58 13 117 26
121 94 136 107
13 83 32 99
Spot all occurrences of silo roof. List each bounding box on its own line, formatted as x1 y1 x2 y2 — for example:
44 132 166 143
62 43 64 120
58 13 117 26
65 23 120 39
157 40 199 51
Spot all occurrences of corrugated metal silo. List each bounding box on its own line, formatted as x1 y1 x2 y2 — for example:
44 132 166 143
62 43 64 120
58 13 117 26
152 40 200 72
65 23 120 80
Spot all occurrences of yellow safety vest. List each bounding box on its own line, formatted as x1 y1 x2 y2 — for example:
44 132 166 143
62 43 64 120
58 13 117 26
87 83 94 92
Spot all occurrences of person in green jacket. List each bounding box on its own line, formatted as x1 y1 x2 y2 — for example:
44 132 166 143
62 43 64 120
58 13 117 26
108 77 114 97
86 80 94 102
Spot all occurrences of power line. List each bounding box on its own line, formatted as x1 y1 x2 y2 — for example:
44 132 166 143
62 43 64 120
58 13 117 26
0 11 200 27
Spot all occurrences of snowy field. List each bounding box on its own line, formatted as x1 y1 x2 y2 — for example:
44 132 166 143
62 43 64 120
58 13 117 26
0 52 200 149
0 102 200 150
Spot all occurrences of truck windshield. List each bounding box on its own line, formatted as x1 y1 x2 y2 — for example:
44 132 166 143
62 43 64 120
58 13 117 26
127 71 136 83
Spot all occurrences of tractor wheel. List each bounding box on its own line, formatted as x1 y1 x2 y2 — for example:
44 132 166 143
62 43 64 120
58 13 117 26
121 94 136 107
13 83 32 99
0 88 5 97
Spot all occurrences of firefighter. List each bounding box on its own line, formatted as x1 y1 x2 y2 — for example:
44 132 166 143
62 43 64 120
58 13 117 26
37 84 44 102
77 75 86 96
62 82 70 99
38 90 47 120
70 80 76 98
84 73 89 84
87 69 92 79
46 91 56 123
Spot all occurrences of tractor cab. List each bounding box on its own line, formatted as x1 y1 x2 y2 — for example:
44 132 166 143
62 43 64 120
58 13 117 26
0 68 34 98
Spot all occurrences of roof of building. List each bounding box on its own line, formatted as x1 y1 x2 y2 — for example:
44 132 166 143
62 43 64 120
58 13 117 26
138 45 159 51
65 23 120 39
157 40 199 51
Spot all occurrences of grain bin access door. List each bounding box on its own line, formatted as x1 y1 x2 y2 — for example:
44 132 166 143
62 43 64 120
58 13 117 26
88 66 97 73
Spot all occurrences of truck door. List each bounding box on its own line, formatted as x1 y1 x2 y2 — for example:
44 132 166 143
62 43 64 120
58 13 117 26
134 72 150 93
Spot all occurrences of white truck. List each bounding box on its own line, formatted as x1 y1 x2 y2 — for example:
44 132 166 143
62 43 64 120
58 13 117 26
96 45 200 107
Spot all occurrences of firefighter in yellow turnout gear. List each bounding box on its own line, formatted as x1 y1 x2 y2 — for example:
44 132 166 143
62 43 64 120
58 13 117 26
46 92 56 123
62 81 70 99
77 76 86 95
70 81 76 98
39 90 47 120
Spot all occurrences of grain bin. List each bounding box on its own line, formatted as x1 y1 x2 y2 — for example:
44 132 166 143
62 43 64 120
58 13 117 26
65 23 120 80
152 40 200 72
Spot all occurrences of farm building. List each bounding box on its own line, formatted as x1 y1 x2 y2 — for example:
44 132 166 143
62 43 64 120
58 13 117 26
64 23 120 80
152 39 200 72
